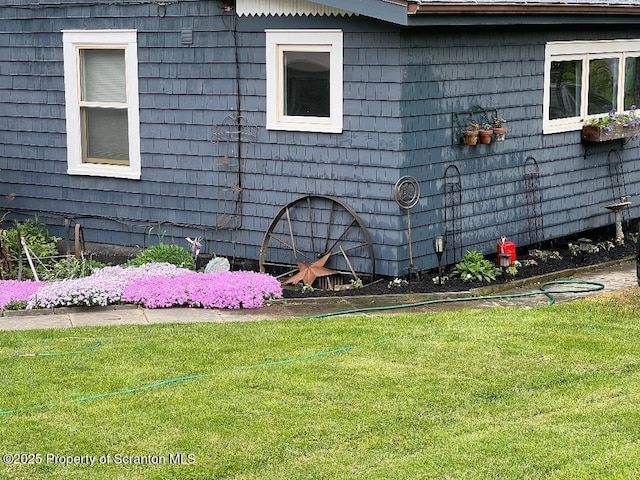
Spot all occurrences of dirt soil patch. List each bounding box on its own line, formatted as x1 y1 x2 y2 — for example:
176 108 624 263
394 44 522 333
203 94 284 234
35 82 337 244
282 234 638 299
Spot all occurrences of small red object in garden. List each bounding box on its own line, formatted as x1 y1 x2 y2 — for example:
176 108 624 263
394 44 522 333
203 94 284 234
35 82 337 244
497 235 516 265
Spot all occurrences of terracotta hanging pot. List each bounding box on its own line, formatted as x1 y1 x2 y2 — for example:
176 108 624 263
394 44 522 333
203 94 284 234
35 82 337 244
478 129 493 144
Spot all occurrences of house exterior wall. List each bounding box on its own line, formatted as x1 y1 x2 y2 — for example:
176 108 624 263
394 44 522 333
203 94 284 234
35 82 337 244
1 2 639 277
400 26 640 268
1 1 248 253
0 3 410 276
237 14 406 276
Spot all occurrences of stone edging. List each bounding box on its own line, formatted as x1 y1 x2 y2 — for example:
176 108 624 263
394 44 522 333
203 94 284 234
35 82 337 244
1 304 140 318
1 257 636 318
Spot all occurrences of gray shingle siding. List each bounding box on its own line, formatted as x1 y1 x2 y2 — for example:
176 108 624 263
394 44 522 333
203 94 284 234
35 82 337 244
2 4 640 277
2 2 238 244
399 26 640 268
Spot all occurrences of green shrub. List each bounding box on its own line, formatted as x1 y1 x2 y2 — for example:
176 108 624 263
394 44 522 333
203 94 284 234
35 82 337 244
4 300 27 311
452 250 501 283
126 244 196 270
41 255 107 281
0 217 61 280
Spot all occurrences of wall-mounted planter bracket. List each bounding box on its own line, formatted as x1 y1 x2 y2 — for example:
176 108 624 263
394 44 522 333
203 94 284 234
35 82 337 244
452 105 498 145
582 124 640 158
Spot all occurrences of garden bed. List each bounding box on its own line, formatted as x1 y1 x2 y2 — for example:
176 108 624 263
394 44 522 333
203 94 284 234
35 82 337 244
2 220 638 309
281 232 638 299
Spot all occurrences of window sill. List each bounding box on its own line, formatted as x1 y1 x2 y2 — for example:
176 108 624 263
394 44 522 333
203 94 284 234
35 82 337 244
266 122 342 134
68 165 140 180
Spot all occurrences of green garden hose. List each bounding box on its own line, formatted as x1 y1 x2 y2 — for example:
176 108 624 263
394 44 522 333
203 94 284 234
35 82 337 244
1 279 605 415
12 337 102 358
303 280 606 319
1 339 391 416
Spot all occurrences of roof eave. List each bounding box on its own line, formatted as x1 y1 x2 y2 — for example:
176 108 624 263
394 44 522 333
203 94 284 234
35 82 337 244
307 0 640 26
408 3 640 15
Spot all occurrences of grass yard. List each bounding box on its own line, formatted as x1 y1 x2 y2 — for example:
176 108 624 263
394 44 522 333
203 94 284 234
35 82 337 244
2 299 640 479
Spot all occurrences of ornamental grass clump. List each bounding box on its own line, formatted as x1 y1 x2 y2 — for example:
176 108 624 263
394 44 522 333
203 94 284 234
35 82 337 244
121 271 283 309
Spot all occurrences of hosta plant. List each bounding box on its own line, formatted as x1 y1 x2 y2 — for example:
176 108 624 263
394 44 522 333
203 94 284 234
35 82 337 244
452 250 501 283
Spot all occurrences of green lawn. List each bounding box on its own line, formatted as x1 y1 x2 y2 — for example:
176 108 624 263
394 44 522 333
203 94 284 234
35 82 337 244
2 300 640 479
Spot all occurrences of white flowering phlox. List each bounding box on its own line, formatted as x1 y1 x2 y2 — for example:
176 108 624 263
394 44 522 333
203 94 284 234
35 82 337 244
27 263 190 309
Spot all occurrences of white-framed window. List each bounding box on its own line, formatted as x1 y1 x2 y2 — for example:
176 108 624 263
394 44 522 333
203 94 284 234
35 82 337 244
63 30 141 179
266 29 343 133
544 39 640 134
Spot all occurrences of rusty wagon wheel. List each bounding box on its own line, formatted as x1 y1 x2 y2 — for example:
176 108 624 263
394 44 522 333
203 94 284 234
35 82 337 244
259 195 375 289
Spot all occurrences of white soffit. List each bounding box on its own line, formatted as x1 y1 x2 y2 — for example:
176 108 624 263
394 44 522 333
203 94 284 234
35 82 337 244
236 0 353 16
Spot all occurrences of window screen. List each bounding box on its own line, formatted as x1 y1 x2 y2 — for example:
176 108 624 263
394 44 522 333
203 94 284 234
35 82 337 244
79 49 129 164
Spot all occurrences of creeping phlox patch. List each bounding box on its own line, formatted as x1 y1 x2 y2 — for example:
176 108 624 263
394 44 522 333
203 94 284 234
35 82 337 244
0 263 282 311
0 279 45 310
121 271 283 309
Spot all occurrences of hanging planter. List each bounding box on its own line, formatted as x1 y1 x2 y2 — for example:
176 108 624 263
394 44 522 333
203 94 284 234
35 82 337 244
452 108 508 146
478 125 493 144
463 130 479 146
462 122 480 146
493 117 507 141
493 127 507 141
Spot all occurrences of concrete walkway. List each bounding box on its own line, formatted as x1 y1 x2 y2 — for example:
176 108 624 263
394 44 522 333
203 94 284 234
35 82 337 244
1 259 638 331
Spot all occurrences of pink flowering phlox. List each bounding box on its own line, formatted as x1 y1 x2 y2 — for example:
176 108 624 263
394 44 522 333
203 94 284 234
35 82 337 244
122 270 283 309
0 280 45 310
27 263 191 309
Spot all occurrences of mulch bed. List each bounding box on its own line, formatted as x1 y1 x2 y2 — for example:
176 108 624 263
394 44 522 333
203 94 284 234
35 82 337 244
282 233 638 299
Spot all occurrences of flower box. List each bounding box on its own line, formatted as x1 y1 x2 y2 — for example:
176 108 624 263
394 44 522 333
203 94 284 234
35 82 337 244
582 124 640 143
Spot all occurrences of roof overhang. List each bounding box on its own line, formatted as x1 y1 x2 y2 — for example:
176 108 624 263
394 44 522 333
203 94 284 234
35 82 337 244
310 0 640 26
406 2 640 26
408 1 640 15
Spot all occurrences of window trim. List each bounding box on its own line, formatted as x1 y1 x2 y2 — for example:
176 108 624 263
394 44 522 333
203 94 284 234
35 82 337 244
544 39 640 134
63 30 141 179
266 29 343 133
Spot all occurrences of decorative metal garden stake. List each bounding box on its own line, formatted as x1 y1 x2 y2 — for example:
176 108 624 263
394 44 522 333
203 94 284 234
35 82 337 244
433 235 446 285
394 176 421 278
185 236 202 258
